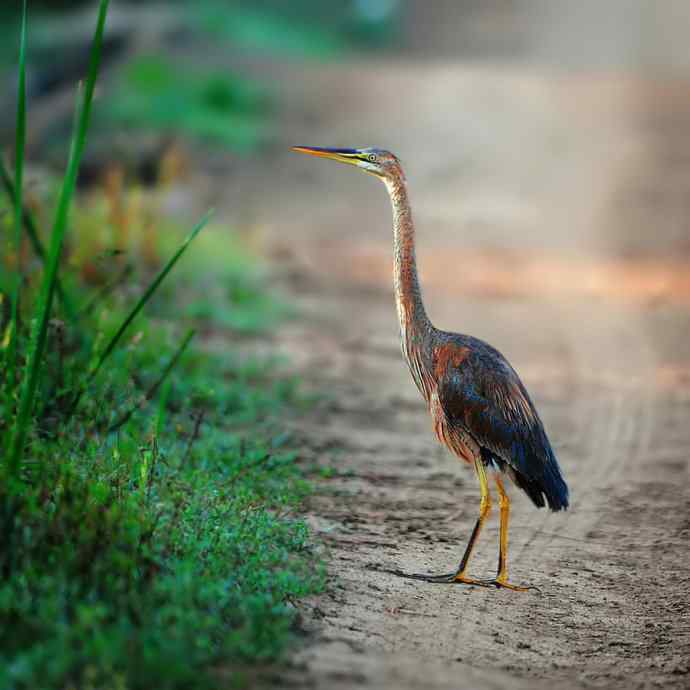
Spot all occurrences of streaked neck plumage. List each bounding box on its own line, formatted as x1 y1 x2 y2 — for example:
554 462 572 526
384 173 434 394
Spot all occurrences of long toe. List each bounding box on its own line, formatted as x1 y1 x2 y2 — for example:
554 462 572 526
451 574 494 587
479 578 539 592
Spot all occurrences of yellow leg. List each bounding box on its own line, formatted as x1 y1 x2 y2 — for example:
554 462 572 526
402 457 493 586
450 457 492 584
485 475 531 592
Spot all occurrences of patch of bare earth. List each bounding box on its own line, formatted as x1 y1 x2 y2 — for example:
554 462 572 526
211 63 690 689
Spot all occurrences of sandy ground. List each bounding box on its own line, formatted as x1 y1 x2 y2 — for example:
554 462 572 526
208 62 690 688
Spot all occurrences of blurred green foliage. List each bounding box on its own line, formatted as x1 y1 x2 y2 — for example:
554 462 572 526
192 2 346 58
159 227 289 332
0 1 401 151
103 56 271 150
0 0 400 56
194 0 402 53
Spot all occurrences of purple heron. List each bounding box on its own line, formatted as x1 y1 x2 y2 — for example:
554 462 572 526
292 146 569 591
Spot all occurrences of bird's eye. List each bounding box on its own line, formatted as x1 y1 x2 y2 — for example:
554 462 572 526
368 154 377 163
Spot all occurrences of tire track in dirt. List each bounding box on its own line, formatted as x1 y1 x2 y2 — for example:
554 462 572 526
210 62 690 689
515 307 657 572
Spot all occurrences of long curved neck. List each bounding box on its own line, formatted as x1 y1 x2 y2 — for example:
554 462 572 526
384 175 433 343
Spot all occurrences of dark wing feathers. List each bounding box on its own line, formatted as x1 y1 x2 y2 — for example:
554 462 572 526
437 341 569 511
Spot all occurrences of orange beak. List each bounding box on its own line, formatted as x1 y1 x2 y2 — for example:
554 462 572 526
291 146 362 167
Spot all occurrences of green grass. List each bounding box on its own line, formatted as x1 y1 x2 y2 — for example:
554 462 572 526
5 0 27 396
68 209 213 421
0 315 322 689
5 0 109 473
0 4 324 688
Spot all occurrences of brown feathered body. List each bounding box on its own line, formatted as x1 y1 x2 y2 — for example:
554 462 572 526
386 168 569 511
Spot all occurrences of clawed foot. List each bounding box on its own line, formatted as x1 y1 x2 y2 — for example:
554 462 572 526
477 578 540 593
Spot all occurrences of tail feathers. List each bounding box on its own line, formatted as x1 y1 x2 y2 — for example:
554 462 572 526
511 472 547 508
482 446 570 512
540 456 570 511
515 445 570 511
533 441 570 511
513 464 569 511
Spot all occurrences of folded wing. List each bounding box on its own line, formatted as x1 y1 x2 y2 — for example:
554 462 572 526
437 342 569 511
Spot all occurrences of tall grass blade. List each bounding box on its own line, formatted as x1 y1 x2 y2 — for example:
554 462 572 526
108 328 195 432
3 0 27 418
0 160 77 321
67 211 212 420
65 211 213 421
156 378 172 437
4 0 110 474
87 211 212 385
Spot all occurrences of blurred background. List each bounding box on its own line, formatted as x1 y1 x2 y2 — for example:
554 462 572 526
2 0 689 583
2 2 690 687
2 0 689 553
3 0 690 265
0 0 690 462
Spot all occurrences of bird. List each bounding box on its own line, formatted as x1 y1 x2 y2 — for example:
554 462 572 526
291 146 569 591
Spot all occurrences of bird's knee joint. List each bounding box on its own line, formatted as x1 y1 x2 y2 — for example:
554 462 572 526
498 494 510 510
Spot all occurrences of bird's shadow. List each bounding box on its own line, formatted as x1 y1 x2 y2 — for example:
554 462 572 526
365 564 542 593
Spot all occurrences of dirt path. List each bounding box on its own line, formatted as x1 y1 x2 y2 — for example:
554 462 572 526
213 63 690 689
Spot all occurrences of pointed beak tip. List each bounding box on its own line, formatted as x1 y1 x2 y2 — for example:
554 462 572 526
291 145 317 155
290 146 361 166
291 146 331 160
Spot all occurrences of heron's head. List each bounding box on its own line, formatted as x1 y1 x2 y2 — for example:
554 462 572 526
291 146 403 182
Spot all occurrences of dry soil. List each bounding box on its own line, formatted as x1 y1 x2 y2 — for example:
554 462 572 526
214 62 690 689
